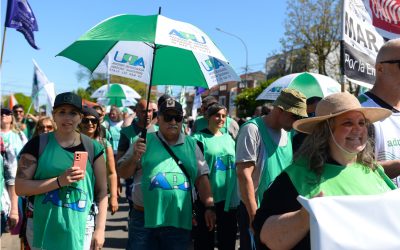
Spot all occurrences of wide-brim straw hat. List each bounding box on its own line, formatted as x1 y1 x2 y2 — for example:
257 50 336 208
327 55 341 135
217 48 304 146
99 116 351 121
293 92 392 134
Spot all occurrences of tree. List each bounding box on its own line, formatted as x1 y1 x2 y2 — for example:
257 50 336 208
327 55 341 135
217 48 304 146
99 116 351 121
75 66 155 102
280 0 341 76
2 93 34 114
235 77 278 117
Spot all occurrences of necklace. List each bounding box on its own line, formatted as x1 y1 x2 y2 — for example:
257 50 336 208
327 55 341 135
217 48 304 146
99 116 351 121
66 134 77 148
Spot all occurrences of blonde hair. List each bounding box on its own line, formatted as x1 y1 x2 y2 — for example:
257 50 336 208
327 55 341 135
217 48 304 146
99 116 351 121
33 116 57 137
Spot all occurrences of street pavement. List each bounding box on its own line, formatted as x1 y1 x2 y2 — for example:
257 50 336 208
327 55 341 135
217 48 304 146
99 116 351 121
1 196 240 249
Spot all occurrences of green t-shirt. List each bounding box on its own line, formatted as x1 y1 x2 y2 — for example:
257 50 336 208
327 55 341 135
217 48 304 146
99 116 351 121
285 158 396 198
192 131 239 210
32 133 103 250
141 132 197 230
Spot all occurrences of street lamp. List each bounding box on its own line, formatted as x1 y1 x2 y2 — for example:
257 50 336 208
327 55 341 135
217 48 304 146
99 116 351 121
216 27 248 83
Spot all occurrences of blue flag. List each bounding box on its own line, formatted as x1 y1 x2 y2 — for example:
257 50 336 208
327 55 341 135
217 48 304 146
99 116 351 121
5 0 39 49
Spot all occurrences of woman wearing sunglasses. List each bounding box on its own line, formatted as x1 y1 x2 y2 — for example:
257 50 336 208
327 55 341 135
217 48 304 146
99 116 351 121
33 116 56 137
80 107 119 215
192 103 239 250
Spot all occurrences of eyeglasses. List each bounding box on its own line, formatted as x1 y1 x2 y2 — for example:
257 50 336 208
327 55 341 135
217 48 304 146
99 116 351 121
380 59 400 68
163 114 183 122
81 118 98 124
39 125 54 130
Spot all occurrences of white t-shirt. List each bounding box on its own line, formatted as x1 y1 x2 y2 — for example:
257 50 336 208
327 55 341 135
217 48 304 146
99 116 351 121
359 93 400 186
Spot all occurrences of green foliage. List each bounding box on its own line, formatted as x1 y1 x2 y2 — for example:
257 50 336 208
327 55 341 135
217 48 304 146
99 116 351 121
73 88 93 101
2 93 34 114
235 77 277 117
281 0 341 75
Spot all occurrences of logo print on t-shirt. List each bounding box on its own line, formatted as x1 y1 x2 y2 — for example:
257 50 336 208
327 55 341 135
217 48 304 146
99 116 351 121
215 155 235 171
42 186 87 212
149 172 190 191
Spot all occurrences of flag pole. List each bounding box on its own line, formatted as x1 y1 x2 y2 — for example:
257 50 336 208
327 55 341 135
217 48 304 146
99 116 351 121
0 28 7 69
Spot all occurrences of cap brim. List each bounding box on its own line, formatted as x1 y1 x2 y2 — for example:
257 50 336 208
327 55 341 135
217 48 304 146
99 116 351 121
293 107 392 134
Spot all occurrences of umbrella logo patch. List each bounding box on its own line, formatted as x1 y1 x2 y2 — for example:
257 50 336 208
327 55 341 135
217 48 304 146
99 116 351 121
201 58 224 72
169 29 206 44
270 87 283 93
149 172 190 191
113 51 145 68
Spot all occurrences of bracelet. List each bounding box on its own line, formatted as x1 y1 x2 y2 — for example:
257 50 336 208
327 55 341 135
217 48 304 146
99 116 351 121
56 177 62 189
205 205 216 212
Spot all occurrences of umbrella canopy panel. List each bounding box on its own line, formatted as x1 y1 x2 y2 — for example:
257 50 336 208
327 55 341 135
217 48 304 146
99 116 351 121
256 72 341 101
57 14 239 89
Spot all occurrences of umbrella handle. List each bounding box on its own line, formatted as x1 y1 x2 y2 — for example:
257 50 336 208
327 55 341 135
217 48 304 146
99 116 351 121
140 128 147 142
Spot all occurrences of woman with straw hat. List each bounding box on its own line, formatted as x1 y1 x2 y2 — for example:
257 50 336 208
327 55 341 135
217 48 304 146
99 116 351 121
252 92 396 250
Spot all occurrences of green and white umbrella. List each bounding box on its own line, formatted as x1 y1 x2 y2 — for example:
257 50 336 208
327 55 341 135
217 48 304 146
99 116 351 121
91 83 140 107
57 14 239 90
257 72 341 101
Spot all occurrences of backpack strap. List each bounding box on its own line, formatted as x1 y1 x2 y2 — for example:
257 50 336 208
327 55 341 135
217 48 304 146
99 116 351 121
38 133 50 158
80 133 94 166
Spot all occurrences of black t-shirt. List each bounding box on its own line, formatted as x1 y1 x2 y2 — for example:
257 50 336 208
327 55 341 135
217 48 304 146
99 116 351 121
20 135 103 162
252 172 310 250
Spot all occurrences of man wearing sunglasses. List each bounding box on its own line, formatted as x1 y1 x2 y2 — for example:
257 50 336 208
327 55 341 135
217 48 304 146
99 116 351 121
120 98 215 250
235 88 308 250
359 38 400 187
12 104 37 140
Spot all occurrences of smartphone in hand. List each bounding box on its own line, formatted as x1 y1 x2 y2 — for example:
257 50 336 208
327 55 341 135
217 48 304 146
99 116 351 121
74 151 88 173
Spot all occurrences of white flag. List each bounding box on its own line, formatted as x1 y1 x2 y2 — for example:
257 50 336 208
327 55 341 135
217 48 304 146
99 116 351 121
32 59 52 112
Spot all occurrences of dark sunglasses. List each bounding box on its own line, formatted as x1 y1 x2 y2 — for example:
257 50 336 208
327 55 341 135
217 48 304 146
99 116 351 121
39 125 54 130
163 114 183 122
81 117 98 124
380 59 400 68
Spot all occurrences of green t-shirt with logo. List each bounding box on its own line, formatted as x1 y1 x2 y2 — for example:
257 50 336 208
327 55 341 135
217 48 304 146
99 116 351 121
32 133 103 250
141 132 197 230
192 131 239 210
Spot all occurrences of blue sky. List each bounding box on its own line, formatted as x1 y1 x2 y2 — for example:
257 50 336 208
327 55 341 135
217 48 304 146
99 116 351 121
1 0 287 97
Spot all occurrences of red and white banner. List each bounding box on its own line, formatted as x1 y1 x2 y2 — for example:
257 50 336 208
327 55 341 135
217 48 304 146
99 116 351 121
364 0 400 39
342 0 400 86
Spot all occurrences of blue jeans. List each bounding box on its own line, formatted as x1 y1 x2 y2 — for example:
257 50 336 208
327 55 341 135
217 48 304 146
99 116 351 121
127 207 152 250
126 207 191 250
147 226 191 250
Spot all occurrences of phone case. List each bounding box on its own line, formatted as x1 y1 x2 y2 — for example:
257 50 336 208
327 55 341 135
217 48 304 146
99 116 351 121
74 151 88 172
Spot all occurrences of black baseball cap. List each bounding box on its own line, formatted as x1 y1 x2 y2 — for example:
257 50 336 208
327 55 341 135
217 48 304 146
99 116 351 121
159 98 183 115
53 92 82 112
1 108 12 115
82 107 100 119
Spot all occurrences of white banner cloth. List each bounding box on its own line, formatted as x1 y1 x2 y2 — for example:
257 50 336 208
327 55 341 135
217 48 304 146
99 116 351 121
298 189 400 250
